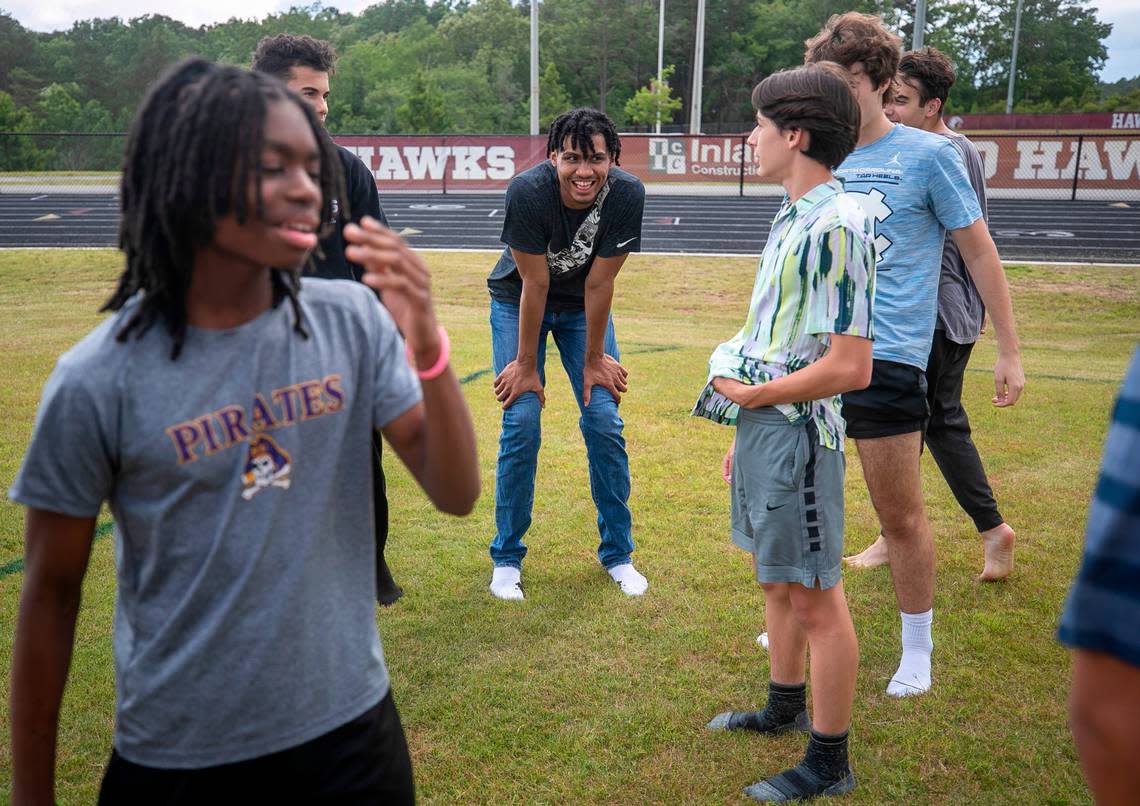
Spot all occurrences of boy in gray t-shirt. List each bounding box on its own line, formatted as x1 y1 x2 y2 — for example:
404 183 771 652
8 60 478 804
885 46 1016 582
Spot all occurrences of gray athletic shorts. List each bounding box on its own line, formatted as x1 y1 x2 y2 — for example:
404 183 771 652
730 407 846 590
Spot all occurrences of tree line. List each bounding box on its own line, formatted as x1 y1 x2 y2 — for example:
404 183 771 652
0 0 1135 170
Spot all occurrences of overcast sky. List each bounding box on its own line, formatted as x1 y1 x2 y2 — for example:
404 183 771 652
3 0 1139 82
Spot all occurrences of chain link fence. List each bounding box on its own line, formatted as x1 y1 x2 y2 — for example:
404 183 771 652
2 131 1139 200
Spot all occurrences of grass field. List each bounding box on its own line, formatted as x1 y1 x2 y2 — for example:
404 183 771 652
1 249 1138 804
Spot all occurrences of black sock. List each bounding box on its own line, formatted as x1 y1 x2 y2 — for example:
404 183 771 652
731 681 807 732
802 729 850 782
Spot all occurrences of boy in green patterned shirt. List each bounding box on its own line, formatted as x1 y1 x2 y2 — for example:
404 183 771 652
694 64 875 802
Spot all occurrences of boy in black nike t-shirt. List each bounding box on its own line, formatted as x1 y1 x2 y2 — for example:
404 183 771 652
485 108 648 601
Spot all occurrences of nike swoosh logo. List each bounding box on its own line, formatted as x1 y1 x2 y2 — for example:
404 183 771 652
616 237 638 248
765 503 785 511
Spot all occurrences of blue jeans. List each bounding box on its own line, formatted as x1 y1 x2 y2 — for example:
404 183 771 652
489 298 634 570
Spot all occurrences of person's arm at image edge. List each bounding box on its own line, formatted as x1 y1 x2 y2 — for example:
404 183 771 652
381 369 480 516
11 508 96 806
1070 649 1140 805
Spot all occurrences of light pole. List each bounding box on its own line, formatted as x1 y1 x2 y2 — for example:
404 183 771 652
1005 0 1024 114
689 0 705 134
530 0 539 135
912 0 927 49
655 0 665 134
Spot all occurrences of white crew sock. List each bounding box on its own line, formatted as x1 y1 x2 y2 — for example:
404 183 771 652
607 563 649 596
887 609 933 697
490 566 524 600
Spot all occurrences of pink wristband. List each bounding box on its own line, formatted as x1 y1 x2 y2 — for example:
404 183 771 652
407 326 450 380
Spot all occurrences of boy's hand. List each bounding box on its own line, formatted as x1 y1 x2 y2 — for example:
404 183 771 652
992 351 1024 408
583 353 628 406
712 377 756 408
344 217 440 363
494 360 545 410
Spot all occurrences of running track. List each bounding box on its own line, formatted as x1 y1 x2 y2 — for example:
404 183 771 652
2 192 1138 263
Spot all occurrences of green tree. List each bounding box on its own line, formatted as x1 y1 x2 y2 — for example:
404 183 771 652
0 90 42 170
624 64 683 127
537 61 571 129
396 71 452 132
972 0 1110 111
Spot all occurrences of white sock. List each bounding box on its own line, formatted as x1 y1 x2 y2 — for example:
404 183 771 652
608 563 648 596
490 566 524 600
887 609 933 697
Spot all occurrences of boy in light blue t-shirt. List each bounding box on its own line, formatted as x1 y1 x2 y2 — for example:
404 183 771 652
802 12 1025 700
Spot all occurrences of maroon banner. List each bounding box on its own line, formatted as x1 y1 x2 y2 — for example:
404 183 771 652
947 112 1140 132
333 133 1140 196
334 135 548 191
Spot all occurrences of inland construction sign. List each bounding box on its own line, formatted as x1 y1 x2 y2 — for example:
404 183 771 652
334 134 1140 197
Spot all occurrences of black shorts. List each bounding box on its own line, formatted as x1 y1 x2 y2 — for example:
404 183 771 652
841 359 929 439
98 692 415 805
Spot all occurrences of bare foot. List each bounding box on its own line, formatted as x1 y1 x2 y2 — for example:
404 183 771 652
978 523 1015 581
844 534 890 569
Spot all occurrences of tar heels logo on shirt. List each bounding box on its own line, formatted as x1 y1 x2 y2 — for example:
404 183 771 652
845 188 894 262
241 434 292 500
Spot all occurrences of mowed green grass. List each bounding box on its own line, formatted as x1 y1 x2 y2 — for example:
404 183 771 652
1 249 1137 804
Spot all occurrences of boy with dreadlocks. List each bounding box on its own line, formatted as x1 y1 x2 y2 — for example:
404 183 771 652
9 59 478 803
252 33 406 606
485 108 647 600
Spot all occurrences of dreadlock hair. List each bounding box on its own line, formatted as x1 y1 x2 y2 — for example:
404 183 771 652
105 58 344 360
251 34 337 80
898 47 956 112
751 63 861 170
804 12 902 106
546 108 622 164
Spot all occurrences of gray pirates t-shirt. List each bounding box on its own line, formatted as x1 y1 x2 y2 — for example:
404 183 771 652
9 279 421 768
487 161 645 311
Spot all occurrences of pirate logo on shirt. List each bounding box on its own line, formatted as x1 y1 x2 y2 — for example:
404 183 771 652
241 434 292 500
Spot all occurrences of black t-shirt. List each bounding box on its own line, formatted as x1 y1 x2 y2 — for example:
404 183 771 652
306 144 388 283
487 161 645 312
